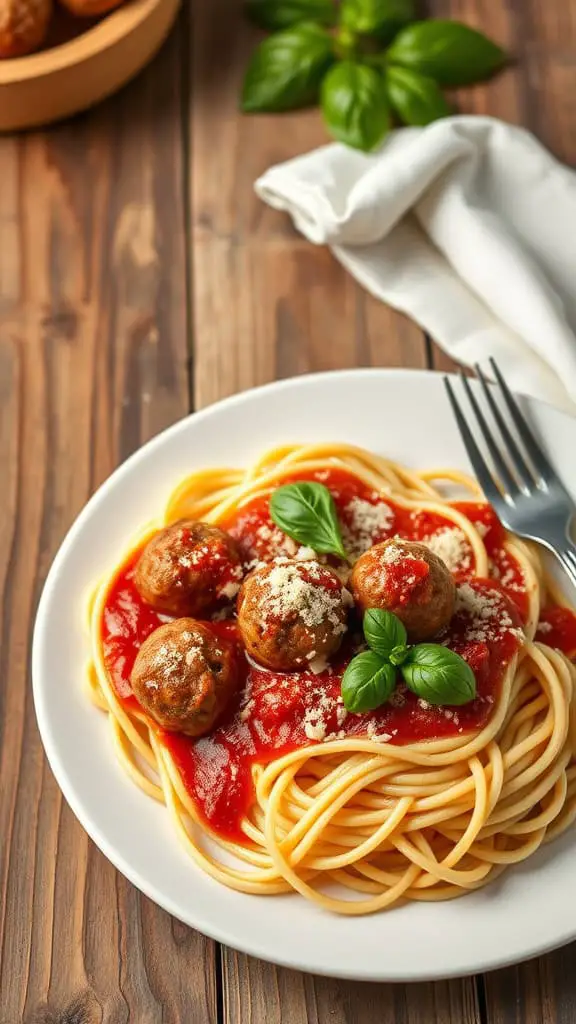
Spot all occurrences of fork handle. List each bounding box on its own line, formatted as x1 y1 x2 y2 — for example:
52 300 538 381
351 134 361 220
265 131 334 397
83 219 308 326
553 543 576 592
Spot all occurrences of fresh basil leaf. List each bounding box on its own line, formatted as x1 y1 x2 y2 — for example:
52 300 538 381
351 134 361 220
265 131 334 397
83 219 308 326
363 608 407 657
340 0 415 39
387 65 451 125
246 0 336 31
341 652 397 713
242 23 334 113
387 20 506 87
401 644 476 705
321 61 390 151
270 482 347 558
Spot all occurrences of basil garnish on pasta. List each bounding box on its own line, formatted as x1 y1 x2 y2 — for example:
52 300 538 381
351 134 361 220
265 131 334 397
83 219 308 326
341 652 397 713
270 481 348 559
341 608 476 712
363 608 407 659
402 644 476 705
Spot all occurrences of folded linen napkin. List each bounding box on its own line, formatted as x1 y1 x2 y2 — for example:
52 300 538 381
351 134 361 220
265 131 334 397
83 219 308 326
255 115 576 416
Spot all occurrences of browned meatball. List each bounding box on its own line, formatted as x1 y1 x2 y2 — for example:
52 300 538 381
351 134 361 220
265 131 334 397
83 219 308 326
351 539 455 642
237 559 349 672
134 520 242 617
0 0 52 58
131 619 240 736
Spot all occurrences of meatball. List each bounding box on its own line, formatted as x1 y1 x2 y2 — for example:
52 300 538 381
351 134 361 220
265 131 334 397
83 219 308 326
351 539 455 642
131 619 240 736
0 0 52 59
134 520 242 617
237 559 349 672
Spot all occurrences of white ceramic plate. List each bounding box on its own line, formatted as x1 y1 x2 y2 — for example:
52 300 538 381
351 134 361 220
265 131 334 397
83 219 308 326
33 369 576 982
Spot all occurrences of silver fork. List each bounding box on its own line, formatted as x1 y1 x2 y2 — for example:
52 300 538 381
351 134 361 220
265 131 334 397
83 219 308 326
444 358 576 590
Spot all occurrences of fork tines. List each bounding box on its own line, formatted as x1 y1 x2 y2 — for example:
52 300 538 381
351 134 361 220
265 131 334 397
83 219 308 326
444 359 556 506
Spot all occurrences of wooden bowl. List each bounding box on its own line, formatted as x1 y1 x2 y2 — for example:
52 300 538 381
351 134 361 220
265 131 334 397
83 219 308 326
0 0 180 132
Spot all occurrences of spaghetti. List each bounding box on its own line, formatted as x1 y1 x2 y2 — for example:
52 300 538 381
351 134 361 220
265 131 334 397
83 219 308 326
87 443 576 915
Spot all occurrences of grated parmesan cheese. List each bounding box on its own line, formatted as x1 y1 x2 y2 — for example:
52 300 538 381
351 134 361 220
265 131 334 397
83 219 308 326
366 721 392 743
239 699 255 722
304 720 327 741
455 582 522 642
324 729 347 741
342 497 395 560
537 620 553 634
381 542 405 564
490 556 525 593
423 527 471 574
295 546 317 561
336 705 348 726
154 637 209 679
254 522 299 558
308 654 329 675
259 562 346 636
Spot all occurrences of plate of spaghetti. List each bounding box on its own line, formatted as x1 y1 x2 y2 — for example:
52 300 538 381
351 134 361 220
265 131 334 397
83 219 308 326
33 369 576 981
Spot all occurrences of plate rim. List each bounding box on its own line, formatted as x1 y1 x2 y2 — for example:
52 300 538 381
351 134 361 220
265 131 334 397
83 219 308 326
32 367 576 981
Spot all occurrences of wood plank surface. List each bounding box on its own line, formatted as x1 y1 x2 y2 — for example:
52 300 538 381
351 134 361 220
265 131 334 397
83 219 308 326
2 0 576 1021
0 26 218 1024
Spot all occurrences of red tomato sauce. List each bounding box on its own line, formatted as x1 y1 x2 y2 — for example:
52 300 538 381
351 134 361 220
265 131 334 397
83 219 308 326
100 560 521 843
452 502 529 620
223 468 462 565
174 523 242 594
536 606 576 658
98 467 541 844
380 554 430 606
101 551 164 708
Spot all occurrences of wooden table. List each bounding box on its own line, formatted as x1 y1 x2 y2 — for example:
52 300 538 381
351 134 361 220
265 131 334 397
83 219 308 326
1 1 575 1020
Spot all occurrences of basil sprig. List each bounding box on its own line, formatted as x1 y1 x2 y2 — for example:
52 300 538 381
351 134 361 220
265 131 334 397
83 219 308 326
387 20 506 87
341 609 476 713
270 481 348 559
402 645 476 705
340 0 415 40
241 2 506 150
386 66 451 126
321 62 390 151
363 607 406 658
246 0 336 31
341 652 396 713
242 23 334 112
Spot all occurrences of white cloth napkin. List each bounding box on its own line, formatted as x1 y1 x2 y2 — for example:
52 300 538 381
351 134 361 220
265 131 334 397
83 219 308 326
255 115 576 415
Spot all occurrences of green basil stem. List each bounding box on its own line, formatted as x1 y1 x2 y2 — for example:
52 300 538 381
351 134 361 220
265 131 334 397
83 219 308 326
388 645 409 666
335 25 357 59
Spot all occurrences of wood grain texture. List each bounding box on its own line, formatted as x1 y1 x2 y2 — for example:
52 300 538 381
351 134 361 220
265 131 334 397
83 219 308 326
222 951 481 1024
3 0 576 1021
0 26 218 1024
189 0 425 410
